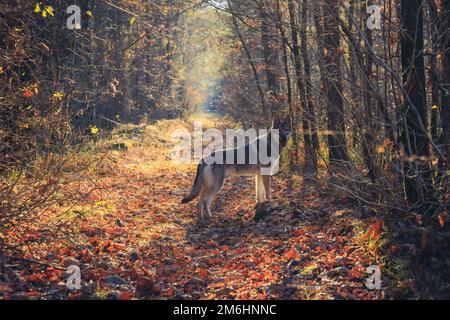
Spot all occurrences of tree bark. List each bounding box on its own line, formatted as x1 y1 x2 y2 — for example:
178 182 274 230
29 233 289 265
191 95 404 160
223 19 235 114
275 0 300 169
400 0 432 205
288 0 316 172
439 0 450 170
299 0 319 171
259 0 278 117
322 0 350 169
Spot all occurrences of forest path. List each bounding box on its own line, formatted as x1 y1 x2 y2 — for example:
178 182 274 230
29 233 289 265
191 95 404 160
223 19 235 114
3 115 386 300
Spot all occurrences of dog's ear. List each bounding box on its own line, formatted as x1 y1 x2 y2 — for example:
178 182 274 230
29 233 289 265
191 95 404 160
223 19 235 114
272 115 282 128
283 115 292 129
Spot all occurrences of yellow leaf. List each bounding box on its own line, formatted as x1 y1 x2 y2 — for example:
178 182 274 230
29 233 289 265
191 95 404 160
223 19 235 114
34 3 41 13
42 10 47 18
432 105 440 110
377 146 386 154
130 17 136 25
86 10 93 17
438 212 447 227
0 66 3 74
45 6 54 16
53 91 64 101
90 126 99 135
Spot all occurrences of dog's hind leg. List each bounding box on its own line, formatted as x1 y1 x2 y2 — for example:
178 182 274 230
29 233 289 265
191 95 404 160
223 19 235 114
203 169 226 219
202 187 219 219
214 193 222 210
204 197 213 219
213 172 227 210
197 193 206 219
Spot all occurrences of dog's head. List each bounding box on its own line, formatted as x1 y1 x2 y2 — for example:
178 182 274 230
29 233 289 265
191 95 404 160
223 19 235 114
272 115 292 147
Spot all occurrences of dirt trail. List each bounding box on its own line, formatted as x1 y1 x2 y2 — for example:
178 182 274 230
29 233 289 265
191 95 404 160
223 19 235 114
1 116 387 300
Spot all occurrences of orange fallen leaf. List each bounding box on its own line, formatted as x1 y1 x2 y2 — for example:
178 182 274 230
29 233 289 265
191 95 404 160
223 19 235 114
24 291 42 297
161 287 176 298
119 292 134 300
257 292 267 300
23 89 33 98
284 247 300 260
209 282 225 289
197 268 208 279
204 293 217 299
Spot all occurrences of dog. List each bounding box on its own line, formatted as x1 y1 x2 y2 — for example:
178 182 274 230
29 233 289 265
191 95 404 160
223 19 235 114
181 115 292 219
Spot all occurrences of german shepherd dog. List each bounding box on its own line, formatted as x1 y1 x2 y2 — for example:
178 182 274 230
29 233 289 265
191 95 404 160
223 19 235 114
182 116 292 219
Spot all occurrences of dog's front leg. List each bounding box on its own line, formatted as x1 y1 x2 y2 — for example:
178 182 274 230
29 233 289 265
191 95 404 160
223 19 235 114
262 175 271 201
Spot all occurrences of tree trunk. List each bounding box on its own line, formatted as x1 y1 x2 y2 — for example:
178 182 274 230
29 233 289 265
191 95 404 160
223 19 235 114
299 0 319 171
259 1 278 117
400 0 432 206
360 2 378 182
427 0 441 145
275 0 299 169
322 0 350 169
439 0 450 171
288 0 316 172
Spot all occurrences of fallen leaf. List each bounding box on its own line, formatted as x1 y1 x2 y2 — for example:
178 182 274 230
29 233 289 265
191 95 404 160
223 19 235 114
161 287 175 298
209 282 225 289
119 292 134 300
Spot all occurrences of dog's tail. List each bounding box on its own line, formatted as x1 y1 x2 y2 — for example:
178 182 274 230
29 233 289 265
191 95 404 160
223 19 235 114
182 163 205 204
